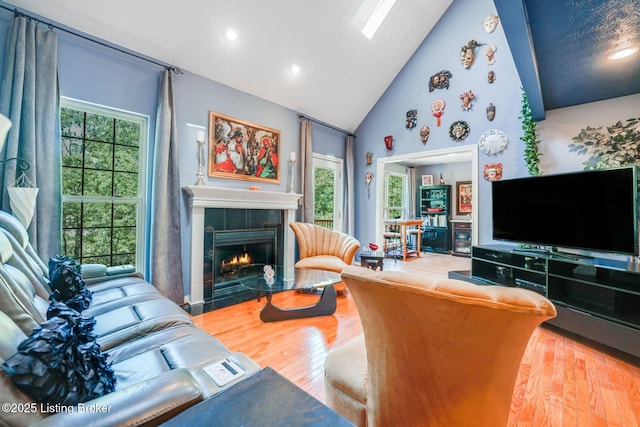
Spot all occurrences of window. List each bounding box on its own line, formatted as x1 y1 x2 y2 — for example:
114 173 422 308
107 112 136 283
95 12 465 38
60 99 147 268
313 154 344 231
384 171 406 219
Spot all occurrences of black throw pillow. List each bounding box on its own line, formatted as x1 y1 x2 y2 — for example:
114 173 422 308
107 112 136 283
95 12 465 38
2 302 116 405
48 255 93 311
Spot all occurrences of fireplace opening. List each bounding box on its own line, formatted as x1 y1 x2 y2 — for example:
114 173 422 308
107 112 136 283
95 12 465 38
204 228 278 307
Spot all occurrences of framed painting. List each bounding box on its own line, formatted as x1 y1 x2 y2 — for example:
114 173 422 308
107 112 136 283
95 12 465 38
208 111 281 183
456 181 472 215
421 175 434 186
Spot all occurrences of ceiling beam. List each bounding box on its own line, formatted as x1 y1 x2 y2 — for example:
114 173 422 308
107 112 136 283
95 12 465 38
494 0 545 121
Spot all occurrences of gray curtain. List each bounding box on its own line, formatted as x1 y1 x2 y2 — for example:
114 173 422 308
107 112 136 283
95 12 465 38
0 16 61 260
300 119 314 223
408 166 416 218
149 69 184 304
343 135 355 235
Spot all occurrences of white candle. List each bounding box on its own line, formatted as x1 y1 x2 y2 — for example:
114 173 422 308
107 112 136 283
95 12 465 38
196 130 205 142
290 151 296 162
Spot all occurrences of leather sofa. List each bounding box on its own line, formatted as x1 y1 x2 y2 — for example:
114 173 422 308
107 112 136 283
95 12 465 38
324 266 557 427
289 222 360 273
0 211 261 426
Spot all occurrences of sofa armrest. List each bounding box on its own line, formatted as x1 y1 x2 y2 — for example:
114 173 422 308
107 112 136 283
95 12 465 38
32 368 203 427
81 263 143 285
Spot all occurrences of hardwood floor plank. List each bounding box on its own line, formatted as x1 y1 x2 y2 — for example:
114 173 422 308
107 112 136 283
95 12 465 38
572 337 594 427
531 332 555 426
191 253 640 426
549 334 565 426
561 336 578 427
584 336 610 425
509 328 537 426
605 355 640 427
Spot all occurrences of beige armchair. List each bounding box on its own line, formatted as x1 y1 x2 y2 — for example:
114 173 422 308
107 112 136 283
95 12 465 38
289 222 360 273
324 266 557 426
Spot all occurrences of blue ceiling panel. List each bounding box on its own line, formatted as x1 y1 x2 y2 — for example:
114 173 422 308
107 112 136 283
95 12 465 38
496 0 639 119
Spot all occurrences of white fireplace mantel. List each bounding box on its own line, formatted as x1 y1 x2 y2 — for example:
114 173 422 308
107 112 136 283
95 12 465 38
182 185 302 307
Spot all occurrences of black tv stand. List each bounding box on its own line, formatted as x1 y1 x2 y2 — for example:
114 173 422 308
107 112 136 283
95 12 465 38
452 245 640 359
511 246 593 262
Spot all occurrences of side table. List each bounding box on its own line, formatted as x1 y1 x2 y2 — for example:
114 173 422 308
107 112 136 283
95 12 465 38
360 251 384 271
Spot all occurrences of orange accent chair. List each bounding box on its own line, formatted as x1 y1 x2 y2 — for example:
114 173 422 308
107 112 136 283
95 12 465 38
289 222 360 273
324 266 557 426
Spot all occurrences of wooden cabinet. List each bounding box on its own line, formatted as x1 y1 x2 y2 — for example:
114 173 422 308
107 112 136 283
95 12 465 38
418 185 451 253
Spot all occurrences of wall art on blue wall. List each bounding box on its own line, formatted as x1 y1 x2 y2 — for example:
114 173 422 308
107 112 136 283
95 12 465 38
208 111 281 184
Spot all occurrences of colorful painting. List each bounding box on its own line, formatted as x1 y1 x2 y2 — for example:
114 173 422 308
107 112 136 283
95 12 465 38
208 111 280 183
456 181 472 214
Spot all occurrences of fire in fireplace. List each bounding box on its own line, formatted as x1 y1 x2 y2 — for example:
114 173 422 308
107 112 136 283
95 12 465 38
219 252 252 277
204 227 279 306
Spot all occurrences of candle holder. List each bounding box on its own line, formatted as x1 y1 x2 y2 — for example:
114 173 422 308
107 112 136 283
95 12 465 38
288 159 296 193
195 137 206 186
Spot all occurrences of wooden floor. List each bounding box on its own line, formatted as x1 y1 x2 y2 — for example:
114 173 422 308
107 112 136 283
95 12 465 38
192 253 640 426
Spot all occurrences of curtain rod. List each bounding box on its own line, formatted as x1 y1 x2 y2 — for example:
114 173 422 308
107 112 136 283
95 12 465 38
297 114 356 138
0 5 182 74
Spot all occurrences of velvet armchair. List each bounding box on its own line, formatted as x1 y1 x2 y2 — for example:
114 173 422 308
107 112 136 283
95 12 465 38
324 266 557 426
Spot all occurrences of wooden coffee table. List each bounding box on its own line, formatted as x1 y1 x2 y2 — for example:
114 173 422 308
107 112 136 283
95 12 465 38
238 265 342 322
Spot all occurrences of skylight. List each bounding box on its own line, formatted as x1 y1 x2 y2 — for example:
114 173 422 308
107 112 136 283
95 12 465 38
361 0 396 40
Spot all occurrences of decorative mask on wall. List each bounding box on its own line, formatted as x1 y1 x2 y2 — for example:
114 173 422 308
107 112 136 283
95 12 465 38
485 45 497 65
366 151 374 166
449 121 470 142
428 70 453 92
488 70 496 83
482 13 499 33
460 40 483 68
431 99 445 127
365 172 374 199
483 163 503 181
486 103 496 121
419 125 430 144
459 90 475 111
406 110 418 129
384 135 394 151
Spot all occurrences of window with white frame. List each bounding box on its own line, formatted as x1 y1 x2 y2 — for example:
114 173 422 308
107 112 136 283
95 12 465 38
384 171 406 219
60 99 147 268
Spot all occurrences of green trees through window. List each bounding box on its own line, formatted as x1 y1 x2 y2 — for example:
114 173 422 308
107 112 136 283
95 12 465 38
385 173 405 219
314 167 334 222
60 101 146 267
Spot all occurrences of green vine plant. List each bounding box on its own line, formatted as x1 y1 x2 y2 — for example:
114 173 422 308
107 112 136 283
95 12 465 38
568 117 640 170
519 89 542 176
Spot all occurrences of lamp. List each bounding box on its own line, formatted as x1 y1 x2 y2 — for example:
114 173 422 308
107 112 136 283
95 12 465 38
0 113 39 228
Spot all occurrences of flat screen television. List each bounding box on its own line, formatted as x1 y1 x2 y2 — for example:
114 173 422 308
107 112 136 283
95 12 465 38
492 166 638 256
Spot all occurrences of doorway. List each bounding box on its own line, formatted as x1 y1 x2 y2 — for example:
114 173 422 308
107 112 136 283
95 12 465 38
374 145 479 248
313 153 344 232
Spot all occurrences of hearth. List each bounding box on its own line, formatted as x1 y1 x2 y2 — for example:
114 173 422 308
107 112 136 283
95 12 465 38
204 228 278 306
182 186 301 311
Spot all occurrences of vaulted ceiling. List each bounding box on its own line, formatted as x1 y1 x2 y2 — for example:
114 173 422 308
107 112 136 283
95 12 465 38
3 0 639 129
2 0 453 132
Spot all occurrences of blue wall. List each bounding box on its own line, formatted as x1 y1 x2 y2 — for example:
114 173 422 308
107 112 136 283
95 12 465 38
0 3 346 295
354 0 526 247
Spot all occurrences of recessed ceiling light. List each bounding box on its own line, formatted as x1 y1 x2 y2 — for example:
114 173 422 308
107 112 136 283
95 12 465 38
608 46 638 60
225 28 238 42
290 64 301 75
361 0 397 40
